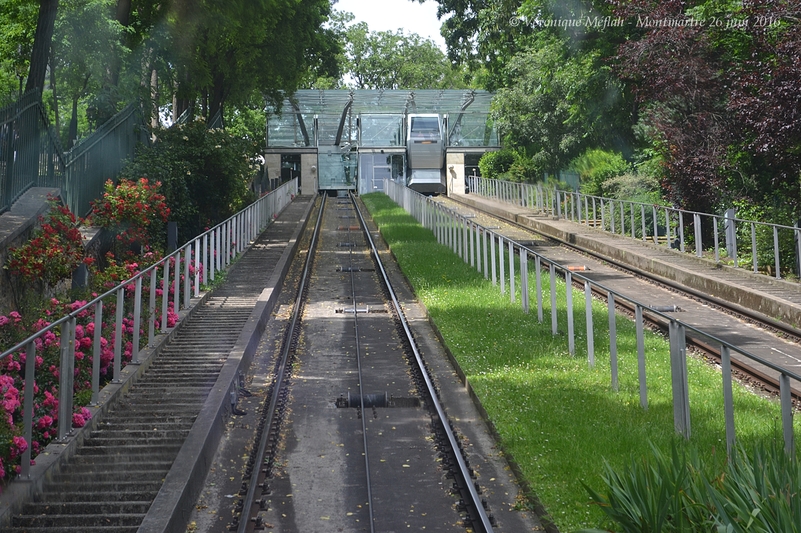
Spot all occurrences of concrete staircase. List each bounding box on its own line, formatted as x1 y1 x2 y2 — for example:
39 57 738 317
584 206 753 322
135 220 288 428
0 302 254 532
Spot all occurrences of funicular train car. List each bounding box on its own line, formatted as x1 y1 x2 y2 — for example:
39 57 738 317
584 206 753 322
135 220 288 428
405 113 446 194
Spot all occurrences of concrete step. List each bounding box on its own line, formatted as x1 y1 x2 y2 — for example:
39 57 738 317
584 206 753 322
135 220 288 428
12 513 145 528
88 427 189 440
39 480 163 496
81 436 184 447
64 456 174 470
51 470 168 484
22 501 152 516
1 527 138 533
75 443 183 456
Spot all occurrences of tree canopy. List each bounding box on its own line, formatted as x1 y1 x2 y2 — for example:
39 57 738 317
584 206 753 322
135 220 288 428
305 10 471 91
0 0 341 140
428 0 801 217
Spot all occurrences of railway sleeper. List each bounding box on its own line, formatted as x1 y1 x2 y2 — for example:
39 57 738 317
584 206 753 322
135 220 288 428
336 265 375 272
335 305 387 313
335 391 421 409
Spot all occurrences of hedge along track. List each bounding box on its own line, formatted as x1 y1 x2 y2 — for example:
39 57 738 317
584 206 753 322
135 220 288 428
230 192 497 533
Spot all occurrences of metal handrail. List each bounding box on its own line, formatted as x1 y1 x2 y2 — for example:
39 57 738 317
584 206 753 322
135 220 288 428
467 176 801 281
0 179 298 478
386 179 798 456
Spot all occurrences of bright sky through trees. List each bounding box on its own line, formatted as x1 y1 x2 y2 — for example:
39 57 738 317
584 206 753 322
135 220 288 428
334 0 447 50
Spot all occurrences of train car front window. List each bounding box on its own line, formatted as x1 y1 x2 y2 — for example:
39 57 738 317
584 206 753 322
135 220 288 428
410 117 440 133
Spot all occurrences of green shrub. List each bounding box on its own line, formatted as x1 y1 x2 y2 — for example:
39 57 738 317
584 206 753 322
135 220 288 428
584 440 800 533
570 149 629 197
478 148 517 180
120 120 258 244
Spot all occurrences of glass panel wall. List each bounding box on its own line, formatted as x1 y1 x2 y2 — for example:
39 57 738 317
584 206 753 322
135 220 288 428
448 113 498 147
318 145 357 189
359 114 403 147
267 113 315 147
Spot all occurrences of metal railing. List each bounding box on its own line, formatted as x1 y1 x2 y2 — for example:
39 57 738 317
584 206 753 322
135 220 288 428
0 178 298 479
0 90 65 213
63 103 149 217
387 179 799 455
467 176 801 281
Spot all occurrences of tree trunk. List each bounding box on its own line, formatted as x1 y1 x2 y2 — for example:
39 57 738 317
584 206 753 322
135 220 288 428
25 0 59 95
150 67 159 134
208 71 227 126
50 44 60 138
68 96 78 148
115 0 131 27
107 0 132 88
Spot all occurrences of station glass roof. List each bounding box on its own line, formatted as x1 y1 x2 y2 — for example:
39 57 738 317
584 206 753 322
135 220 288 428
267 89 498 149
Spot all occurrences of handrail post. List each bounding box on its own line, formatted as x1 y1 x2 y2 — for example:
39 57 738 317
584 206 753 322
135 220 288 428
131 276 142 364
694 213 702 257
636 305 647 409
21 341 35 478
609 292 618 390
720 345 736 455
92 301 103 404
566 270 574 355
113 287 124 383
585 280 594 367
58 317 77 440
669 320 691 439
521 248 529 313
550 263 558 336
780 374 795 455
161 260 170 333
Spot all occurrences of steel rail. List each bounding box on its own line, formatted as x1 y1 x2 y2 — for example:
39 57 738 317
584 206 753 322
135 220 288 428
352 194 495 533
346 195 378 533
235 193 326 533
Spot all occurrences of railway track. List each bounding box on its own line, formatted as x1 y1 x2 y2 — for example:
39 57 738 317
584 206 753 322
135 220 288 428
228 193 499 533
445 195 801 404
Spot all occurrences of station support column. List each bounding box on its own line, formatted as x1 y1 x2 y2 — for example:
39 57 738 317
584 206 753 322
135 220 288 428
446 152 465 196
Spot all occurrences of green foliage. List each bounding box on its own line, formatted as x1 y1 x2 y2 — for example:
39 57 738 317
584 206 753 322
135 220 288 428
478 148 538 182
119 120 257 244
729 200 797 275
478 149 516 180
707 442 801 533
5 199 88 288
88 178 169 261
52 0 125 144
341 18 467 90
571 149 630 197
491 35 629 176
0 0 37 101
584 444 712 532
587 440 801 533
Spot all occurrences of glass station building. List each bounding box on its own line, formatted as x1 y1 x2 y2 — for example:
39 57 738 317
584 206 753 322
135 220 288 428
264 89 500 196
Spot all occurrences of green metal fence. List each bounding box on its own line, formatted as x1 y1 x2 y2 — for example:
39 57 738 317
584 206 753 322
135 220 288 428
1 92 149 218
63 103 149 217
0 90 65 213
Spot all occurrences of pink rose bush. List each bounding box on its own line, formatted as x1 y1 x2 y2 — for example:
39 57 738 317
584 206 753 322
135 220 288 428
0 285 183 483
0 179 209 484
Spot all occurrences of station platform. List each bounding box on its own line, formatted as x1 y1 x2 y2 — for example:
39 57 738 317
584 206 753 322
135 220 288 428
453 192 801 333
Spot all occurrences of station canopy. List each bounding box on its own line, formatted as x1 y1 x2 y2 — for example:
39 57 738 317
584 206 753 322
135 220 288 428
267 89 499 149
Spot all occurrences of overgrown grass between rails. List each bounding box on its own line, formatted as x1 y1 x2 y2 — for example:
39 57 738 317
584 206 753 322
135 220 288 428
361 192 801 532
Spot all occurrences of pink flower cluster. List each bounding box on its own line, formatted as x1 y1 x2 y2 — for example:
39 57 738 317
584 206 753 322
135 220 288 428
0 286 183 483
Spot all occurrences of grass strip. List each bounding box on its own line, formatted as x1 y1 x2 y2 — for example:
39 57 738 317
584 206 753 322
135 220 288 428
361 192 801 532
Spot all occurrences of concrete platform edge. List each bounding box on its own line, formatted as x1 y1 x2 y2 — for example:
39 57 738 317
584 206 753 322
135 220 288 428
137 195 317 533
